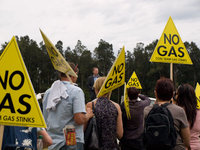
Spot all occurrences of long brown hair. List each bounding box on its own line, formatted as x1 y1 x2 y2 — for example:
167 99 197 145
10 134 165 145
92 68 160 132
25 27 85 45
177 84 197 128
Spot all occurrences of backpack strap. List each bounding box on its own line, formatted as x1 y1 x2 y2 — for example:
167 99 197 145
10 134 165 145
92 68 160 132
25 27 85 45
92 101 95 113
160 103 171 117
153 104 159 108
145 104 159 123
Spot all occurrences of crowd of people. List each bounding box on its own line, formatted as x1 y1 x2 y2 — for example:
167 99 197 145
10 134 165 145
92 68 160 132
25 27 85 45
2 64 200 150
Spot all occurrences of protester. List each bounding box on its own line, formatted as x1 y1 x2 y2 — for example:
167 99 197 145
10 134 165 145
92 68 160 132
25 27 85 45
144 78 190 150
87 67 100 100
43 63 93 150
120 87 150 150
85 77 123 150
176 84 200 150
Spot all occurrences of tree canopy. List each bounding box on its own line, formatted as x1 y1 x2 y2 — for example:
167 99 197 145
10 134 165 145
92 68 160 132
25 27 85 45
1 36 200 103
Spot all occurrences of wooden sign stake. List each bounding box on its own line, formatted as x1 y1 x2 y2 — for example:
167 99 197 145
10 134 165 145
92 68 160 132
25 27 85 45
0 125 4 150
170 63 173 81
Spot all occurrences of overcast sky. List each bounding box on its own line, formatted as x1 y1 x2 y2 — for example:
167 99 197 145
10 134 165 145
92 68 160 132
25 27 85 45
0 0 200 54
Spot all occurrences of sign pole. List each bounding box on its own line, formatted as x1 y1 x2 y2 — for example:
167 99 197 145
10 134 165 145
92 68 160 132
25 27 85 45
0 125 4 150
66 74 72 83
170 63 173 81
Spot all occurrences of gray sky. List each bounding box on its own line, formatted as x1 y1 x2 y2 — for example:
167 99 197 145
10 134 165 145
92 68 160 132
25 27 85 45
0 0 200 53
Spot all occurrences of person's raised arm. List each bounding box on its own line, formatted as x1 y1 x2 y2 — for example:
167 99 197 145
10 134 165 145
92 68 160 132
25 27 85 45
139 94 151 106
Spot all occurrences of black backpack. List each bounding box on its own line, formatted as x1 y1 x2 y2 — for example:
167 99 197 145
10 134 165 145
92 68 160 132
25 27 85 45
144 103 177 150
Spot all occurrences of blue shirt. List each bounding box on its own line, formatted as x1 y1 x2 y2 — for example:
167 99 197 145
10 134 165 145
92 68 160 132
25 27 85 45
93 75 99 83
2 126 37 150
94 77 98 83
43 81 86 150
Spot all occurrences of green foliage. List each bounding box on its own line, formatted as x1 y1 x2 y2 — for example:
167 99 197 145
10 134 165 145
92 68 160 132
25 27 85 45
55 40 64 56
94 39 115 75
0 36 199 103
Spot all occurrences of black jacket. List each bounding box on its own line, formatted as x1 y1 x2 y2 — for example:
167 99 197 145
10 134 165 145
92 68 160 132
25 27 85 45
87 75 100 100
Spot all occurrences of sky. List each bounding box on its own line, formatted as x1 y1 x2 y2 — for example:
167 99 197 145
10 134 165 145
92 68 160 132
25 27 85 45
0 0 200 54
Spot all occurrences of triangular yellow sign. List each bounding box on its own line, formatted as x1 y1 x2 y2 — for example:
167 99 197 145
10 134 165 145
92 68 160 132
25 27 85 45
124 83 131 119
195 82 200 109
97 47 125 98
150 16 192 65
0 37 46 128
127 71 142 89
40 29 78 78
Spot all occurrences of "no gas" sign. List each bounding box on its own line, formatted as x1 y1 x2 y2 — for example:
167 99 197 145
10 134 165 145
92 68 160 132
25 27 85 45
0 37 46 128
97 47 125 97
150 16 192 65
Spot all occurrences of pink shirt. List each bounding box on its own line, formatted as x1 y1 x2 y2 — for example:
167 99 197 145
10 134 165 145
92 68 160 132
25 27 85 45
190 109 200 150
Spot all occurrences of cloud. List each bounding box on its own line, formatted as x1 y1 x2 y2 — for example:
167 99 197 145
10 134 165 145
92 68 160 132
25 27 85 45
0 0 199 54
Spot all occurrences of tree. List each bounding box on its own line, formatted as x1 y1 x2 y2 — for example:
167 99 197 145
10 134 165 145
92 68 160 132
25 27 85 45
73 40 87 56
94 39 115 75
133 42 150 95
144 40 170 96
39 41 57 91
174 42 200 87
55 40 64 56
125 50 134 80
65 40 94 101
0 41 9 54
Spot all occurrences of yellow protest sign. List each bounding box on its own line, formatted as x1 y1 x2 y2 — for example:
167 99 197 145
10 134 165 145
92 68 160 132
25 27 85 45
97 47 125 98
124 83 131 119
195 82 200 109
40 29 77 78
150 16 192 65
0 37 46 128
127 71 142 89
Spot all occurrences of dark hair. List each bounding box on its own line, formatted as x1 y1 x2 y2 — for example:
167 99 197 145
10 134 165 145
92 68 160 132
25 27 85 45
128 87 139 100
177 84 197 128
155 78 174 101
60 62 79 77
